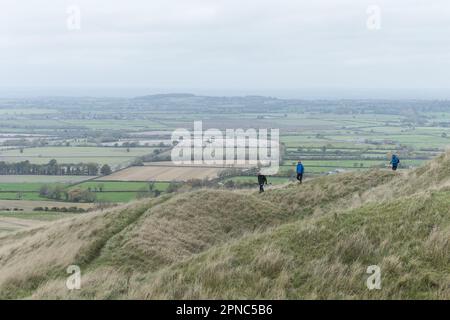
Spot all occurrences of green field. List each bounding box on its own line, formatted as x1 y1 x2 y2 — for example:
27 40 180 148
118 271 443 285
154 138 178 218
0 175 95 183
0 146 154 166
0 192 47 201
2 96 450 206
0 181 69 201
93 192 140 202
68 181 171 202
0 181 169 203
0 180 171 204
0 183 52 192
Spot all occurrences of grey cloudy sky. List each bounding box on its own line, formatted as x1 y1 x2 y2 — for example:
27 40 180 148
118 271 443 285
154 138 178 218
1 0 450 98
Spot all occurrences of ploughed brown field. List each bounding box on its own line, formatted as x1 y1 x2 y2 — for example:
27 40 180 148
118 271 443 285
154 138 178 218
97 164 225 182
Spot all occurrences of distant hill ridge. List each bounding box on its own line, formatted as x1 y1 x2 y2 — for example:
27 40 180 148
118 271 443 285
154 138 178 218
133 93 279 101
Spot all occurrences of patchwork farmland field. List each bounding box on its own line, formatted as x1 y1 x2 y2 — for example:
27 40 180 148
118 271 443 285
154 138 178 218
0 175 95 183
98 165 225 182
2 95 450 208
0 146 154 166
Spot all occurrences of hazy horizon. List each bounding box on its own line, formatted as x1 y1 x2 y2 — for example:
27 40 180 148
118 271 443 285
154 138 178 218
2 0 450 99
1 86 450 100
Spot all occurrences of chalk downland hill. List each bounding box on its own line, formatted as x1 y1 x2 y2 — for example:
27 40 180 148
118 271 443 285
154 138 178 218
0 153 449 299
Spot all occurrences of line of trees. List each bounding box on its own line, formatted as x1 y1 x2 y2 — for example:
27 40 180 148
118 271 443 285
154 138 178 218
2 138 49 147
0 159 112 176
39 185 96 203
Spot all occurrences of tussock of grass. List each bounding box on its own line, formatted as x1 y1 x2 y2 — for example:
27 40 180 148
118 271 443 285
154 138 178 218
0 198 162 299
0 154 449 300
126 192 449 300
94 190 288 272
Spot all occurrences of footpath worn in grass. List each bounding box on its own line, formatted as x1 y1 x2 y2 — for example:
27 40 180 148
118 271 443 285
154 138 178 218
0 153 448 299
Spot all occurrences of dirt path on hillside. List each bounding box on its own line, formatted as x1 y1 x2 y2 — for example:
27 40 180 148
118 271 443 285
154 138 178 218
0 217 45 234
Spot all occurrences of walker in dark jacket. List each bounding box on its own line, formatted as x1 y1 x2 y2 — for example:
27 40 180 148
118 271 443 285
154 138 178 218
257 174 267 193
390 154 400 171
296 161 304 183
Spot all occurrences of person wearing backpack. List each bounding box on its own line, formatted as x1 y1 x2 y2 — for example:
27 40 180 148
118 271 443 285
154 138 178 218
296 160 304 184
257 172 268 193
390 154 400 171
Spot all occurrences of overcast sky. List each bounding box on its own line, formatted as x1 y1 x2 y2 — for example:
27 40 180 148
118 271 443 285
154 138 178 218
1 0 450 98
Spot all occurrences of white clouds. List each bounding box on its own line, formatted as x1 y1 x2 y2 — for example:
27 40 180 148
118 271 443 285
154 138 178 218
1 0 450 94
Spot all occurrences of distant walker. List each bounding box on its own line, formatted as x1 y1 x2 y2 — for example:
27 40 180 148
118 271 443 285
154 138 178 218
296 160 304 184
390 154 400 171
257 172 268 193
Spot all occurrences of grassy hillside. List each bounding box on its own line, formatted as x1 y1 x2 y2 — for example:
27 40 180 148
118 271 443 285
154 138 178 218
0 154 448 300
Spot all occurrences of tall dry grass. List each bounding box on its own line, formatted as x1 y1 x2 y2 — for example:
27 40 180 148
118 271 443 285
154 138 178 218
0 154 449 299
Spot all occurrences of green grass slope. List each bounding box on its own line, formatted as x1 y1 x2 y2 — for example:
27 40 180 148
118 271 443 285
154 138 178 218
0 155 448 300
131 191 449 299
